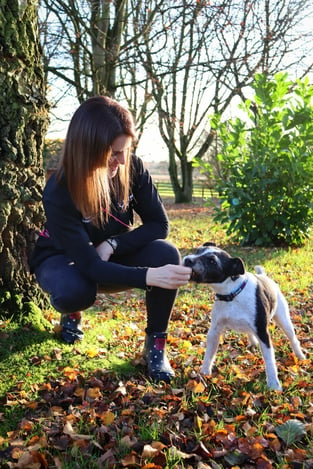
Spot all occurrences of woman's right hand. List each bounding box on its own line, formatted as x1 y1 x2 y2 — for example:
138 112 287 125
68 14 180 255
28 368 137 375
146 264 192 289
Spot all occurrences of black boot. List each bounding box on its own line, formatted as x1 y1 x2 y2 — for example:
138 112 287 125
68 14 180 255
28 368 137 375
60 312 84 344
143 332 175 383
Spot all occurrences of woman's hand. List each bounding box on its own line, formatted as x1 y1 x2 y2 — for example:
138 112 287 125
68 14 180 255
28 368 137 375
146 264 192 289
95 240 114 261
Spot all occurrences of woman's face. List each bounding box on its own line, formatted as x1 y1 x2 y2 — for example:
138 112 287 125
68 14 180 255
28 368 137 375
108 134 132 178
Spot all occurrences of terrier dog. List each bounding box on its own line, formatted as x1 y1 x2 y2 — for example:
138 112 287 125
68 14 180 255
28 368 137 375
183 243 305 390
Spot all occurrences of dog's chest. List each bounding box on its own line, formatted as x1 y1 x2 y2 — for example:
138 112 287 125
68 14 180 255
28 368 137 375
211 280 258 331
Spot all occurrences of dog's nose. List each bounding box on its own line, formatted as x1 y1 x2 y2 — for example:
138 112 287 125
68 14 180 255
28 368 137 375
183 257 193 267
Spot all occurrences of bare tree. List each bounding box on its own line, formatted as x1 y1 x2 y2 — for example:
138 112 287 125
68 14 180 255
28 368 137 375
40 0 127 99
131 1 221 201
0 0 49 319
39 0 156 139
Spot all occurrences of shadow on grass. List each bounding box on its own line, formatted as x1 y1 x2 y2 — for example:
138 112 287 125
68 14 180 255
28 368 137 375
0 324 53 362
0 322 145 438
0 319 145 391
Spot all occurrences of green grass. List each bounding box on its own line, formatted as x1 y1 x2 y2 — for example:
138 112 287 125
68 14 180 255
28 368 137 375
0 200 312 468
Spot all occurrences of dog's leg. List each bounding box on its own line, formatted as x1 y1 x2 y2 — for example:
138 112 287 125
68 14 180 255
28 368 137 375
273 293 305 360
247 332 258 349
257 336 282 391
201 321 223 375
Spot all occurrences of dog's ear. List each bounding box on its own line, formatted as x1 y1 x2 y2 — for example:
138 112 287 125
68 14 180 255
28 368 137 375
203 242 216 247
230 257 245 276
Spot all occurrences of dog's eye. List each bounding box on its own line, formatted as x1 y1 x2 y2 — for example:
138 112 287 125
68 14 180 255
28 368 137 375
208 258 216 265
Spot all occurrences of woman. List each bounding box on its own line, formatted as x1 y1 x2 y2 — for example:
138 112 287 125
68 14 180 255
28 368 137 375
31 96 191 383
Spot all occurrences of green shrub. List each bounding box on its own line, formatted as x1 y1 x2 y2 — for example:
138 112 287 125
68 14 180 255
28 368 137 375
203 72 313 246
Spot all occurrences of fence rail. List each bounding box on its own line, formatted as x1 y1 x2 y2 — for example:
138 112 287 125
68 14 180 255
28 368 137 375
154 180 214 199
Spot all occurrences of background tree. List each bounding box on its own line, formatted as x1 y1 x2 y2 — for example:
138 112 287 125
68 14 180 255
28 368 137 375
40 0 313 202
131 0 219 202
41 0 127 100
0 0 49 320
39 0 156 142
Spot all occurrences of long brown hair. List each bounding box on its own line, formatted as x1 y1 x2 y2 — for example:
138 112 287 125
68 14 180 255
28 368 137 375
56 96 136 226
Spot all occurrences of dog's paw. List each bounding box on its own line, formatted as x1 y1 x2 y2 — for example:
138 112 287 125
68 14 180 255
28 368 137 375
200 366 213 376
267 380 282 391
296 350 306 360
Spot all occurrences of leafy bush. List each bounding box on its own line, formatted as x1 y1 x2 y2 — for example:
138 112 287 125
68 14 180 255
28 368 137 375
203 72 313 246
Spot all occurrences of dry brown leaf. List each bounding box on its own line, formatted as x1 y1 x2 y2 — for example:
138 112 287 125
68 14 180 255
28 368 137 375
99 410 115 425
120 435 138 448
121 451 141 467
186 379 205 393
142 444 160 458
86 386 102 400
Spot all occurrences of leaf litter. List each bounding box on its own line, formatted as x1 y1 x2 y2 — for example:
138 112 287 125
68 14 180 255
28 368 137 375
0 204 313 468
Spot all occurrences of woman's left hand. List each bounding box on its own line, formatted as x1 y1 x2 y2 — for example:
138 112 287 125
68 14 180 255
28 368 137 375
96 240 114 261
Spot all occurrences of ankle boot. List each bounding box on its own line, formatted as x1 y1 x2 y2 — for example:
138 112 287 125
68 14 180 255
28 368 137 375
60 312 84 344
143 332 175 383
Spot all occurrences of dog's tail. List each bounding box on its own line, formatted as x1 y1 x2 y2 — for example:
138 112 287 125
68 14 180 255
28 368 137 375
255 265 266 275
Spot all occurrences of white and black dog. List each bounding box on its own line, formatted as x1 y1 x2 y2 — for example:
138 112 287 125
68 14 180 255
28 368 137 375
183 243 305 391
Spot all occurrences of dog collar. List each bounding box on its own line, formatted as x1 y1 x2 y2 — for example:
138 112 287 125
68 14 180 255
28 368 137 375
215 277 248 302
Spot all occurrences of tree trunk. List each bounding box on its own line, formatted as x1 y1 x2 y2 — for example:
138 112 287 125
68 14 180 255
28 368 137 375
168 150 193 204
0 0 49 321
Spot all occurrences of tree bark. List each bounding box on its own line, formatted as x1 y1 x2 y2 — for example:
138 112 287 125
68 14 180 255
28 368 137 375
0 0 49 320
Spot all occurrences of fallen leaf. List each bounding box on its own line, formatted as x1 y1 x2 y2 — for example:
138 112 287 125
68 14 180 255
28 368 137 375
275 419 306 445
86 348 99 358
142 444 160 458
186 379 205 393
100 410 115 425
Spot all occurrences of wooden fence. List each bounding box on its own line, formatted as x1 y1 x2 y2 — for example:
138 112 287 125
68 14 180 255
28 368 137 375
154 180 214 199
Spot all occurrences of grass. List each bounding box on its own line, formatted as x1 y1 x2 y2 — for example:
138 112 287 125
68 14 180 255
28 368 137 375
0 199 313 468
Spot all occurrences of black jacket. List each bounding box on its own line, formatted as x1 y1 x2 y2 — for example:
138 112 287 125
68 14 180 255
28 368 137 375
30 155 169 289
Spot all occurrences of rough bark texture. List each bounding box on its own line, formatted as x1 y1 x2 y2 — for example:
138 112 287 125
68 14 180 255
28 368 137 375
0 0 49 321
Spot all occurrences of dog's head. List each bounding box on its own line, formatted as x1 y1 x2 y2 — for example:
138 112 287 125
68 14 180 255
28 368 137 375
183 242 245 283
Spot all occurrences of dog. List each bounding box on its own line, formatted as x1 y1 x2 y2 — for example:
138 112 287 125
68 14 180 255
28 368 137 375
183 243 305 391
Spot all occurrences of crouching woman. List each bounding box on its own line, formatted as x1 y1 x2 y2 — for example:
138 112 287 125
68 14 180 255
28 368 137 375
30 95 191 383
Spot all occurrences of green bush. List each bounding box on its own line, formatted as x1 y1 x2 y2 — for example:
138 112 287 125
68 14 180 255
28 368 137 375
205 72 313 246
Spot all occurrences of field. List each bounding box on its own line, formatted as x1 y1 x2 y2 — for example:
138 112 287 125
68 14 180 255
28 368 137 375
0 199 312 468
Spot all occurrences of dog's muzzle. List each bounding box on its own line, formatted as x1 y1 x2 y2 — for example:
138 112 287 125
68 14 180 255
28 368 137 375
183 257 204 282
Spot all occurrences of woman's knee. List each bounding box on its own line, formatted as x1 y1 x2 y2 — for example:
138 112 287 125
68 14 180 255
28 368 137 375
148 239 181 266
51 279 97 313
35 256 97 313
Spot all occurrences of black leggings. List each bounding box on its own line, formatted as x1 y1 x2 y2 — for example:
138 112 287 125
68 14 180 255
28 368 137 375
35 239 181 333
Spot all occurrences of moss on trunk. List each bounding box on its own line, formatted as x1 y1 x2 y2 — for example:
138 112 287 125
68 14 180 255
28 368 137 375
0 1 50 320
